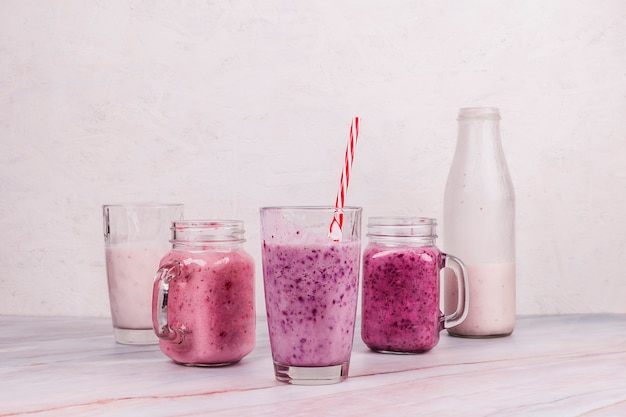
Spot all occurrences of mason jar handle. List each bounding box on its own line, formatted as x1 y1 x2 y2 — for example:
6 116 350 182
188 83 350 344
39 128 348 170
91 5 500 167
442 254 469 328
152 260 185 344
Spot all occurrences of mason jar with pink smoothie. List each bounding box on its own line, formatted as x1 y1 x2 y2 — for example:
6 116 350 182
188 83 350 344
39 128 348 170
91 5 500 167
361 217 469 353
260 206 362 385
152 220 255 366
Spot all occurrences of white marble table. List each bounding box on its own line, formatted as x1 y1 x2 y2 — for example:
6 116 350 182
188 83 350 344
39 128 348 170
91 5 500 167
1 314 625 416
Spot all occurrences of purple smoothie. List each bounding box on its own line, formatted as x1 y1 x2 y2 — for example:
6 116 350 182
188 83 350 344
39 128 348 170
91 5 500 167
361 244 443 353
262 240 360 367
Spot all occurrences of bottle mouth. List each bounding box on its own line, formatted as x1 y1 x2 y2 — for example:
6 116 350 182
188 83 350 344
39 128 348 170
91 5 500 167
367 217 437 239
457 107 500 120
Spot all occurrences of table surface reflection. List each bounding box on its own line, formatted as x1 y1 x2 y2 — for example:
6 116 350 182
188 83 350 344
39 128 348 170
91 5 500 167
1 314 626 416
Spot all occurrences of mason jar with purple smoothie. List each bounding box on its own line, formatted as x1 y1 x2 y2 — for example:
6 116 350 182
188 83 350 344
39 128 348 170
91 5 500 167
361 217 468 353
260 206 362 385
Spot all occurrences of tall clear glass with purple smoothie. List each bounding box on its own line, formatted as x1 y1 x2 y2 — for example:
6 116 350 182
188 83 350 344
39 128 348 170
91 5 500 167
260 206 362 385
152 220 255 366
361 217 469 353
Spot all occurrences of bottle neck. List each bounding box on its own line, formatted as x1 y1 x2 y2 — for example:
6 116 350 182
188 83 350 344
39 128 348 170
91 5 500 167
456 107 502 154
452 107 511 183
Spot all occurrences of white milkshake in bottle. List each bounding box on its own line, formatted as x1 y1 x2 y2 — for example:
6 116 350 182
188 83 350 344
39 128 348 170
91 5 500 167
443 107 516 338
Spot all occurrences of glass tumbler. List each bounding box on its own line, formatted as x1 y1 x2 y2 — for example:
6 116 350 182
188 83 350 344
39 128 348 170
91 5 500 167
103 203 183 344
260 206 362 385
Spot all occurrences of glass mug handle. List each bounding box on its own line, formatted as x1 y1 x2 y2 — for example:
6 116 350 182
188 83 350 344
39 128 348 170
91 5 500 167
442 254 469 328
153 260 185 344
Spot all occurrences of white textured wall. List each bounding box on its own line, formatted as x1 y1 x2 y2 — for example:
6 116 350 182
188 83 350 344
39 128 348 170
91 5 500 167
1 0 625 317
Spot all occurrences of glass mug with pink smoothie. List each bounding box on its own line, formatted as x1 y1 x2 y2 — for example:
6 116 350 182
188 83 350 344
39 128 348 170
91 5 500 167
103 204 183 345
260 206 362 385
361 217 469 353
152 220 255 366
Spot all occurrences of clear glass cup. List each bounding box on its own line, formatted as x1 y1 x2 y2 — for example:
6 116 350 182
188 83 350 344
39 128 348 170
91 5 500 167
260 206 362 385
103 204 183 344
153 220 256 366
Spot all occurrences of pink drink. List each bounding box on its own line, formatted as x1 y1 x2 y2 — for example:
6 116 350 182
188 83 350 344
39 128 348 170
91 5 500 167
155 249 255 365
445 263 516 337
105 245 167 330
362 245 443 353
103 204 183 345
262 240 360 367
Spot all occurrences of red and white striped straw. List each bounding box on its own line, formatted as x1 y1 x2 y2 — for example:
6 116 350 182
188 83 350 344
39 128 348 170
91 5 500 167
329 117 360 241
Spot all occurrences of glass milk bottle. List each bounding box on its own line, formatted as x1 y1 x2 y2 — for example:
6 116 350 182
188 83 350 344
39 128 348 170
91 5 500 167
443 107 516 338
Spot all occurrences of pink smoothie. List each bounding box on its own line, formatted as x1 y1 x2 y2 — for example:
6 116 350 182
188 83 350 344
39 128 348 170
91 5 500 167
361 245 443 353
105 245 168 330
262 240 360 367
445 263 516 337
155 249 255 365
